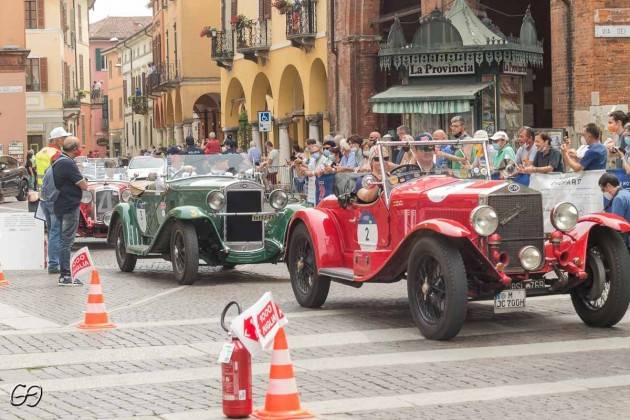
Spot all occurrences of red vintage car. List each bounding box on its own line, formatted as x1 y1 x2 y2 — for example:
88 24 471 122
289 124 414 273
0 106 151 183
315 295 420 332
284 139 630 340
78 158 131 238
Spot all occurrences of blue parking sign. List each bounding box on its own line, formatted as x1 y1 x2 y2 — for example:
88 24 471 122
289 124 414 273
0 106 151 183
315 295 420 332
259 111 272 132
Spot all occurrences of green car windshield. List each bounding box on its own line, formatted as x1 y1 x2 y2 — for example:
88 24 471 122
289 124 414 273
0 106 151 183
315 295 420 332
166 153 254 180
78 158 128 182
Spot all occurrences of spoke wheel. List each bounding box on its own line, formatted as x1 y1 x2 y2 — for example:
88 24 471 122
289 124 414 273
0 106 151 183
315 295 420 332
288 224 330 308
571 228 630 327
407 236 467 340
115 221 136 272
170 221 198 285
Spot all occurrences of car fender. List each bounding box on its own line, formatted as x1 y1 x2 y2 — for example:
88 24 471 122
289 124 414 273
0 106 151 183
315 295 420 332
579 213 630 233
286 208 344 268
409 218 472 238
149 206 222 253
107 203 133 245
267 203 303 256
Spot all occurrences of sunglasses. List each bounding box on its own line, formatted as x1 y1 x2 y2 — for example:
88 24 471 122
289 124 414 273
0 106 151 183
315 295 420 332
372 157 389 162
414 145 435 152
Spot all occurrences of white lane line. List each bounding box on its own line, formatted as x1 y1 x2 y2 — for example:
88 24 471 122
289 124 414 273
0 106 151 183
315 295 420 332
0 303 60 330
3 336 630 393
0 345 206 370
310 374 630 416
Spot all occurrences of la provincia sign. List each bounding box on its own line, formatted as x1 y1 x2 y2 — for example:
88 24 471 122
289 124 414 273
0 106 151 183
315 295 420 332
70 246 95 282
229 292 287 357
409 59 475 77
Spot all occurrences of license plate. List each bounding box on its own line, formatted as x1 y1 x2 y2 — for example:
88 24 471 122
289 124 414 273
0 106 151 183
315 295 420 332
252 214 274 222
494 289 526 313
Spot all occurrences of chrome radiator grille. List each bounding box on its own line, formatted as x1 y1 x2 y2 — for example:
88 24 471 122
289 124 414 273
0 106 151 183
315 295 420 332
486 187 544 272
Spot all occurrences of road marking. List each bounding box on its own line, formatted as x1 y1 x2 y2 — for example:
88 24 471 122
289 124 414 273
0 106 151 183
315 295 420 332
0 303 60 330
2 336 630 393
0 344 206 370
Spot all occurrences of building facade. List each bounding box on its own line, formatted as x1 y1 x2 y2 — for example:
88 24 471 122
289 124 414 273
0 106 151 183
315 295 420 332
210 0 328 162
0 0 29 160
88 16 152 156
103 48 124 157
25 0 93 152
149 0 221 148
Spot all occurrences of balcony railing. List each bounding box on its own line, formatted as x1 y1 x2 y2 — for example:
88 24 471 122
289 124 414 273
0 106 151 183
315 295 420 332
91 89 104 104
286 0 317 49
236 19 271 61
131 96 149 115
63 98 80 108
147 62 180 94
211 30 235 69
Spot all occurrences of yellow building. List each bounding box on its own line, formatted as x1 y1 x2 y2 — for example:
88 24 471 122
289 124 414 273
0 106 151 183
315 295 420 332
149 0 221 146
209 0 328 161
102 48 124 157
25 0 93 150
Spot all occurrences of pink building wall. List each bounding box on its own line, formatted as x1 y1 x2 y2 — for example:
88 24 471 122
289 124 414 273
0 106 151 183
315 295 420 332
88 40 115 156
0 72 27 159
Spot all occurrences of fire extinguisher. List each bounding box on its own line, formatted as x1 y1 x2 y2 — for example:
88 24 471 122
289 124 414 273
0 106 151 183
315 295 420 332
220 301 252 418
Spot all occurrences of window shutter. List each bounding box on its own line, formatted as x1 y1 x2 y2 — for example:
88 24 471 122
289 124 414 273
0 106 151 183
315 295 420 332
37 0 45 28
231 0 238 17
39 58 48 92
261 0 271 20
95 48 102 71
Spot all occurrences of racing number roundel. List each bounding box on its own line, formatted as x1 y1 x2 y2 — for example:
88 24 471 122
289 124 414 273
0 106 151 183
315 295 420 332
136 201 147 233
357 211 378 251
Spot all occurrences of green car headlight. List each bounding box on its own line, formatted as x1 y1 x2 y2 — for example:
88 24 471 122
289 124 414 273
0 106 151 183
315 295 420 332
207 190 225 212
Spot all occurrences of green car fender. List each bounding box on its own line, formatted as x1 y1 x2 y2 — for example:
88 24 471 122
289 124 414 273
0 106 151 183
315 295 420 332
108 203 136 246
265 202 304 258
148 205 223 253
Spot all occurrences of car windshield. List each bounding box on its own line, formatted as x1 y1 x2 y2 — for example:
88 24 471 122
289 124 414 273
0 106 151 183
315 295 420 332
129 156 165 169
78 158 128 181
374 138 496 188
166 153 254 180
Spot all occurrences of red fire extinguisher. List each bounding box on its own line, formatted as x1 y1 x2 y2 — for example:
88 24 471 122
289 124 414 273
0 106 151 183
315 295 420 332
220 301 252 418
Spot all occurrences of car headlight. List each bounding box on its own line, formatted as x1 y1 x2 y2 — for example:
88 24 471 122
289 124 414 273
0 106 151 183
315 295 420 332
103 212 112 226
551 202 579 232
519 246 543 271
121 189 132 202
81 190 92 204
207 190 225 211
269 189 288 210
470 205 498 236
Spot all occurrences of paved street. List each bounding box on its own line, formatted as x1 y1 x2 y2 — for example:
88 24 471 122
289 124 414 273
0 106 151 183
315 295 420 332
0 200 629 419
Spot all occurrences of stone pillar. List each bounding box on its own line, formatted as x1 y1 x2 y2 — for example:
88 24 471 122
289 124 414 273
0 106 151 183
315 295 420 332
276 117 292 164
250 122 262 152
183 120 193 141
306 114 323 143
167 125 175 145
174 124 184 145
157 128 165 146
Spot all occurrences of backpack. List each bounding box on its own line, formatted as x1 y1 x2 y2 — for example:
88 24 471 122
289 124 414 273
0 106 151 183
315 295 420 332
40 155 68 202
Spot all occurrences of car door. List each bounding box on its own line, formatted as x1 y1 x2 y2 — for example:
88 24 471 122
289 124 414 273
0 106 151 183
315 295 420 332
134 182 166 239
0 157 18 196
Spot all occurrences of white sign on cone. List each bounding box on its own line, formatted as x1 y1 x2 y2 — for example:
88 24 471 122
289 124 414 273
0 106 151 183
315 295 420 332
70 247 94 282
229 292 287 357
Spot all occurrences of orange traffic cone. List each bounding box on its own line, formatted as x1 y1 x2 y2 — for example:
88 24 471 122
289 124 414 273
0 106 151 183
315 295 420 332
253 328 313 419
0 262 7 286
78 270 115 330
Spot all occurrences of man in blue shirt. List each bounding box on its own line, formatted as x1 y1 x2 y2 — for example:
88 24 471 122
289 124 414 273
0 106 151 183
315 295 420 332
562 123 607 171
599 173 630 249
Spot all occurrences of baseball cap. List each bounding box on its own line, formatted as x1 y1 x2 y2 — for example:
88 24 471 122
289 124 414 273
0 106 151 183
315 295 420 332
490 131 509 141
48 127 71 140
473 130 490 141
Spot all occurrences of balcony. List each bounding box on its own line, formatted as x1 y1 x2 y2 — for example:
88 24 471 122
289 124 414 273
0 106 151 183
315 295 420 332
236 19 271 62
286 0 317 50
210 30 235 70
63 98 81 109
146 62 180 94
91 90 104 104
131 96 149 115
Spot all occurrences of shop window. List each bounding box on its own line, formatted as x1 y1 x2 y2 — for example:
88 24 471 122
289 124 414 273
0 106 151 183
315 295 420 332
499 75 523 140
481 74 497 135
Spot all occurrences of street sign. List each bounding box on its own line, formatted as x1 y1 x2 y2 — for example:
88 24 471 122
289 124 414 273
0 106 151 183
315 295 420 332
595 25 630 38
258 111 272 132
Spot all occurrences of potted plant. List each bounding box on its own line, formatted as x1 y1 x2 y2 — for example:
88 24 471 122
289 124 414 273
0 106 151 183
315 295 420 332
200 26 217 38
273 0 293 14
231 14 252 30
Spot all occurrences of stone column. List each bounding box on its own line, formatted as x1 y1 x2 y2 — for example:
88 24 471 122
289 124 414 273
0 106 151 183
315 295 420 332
183 120 193 141
276 117 293 164
306 114 323 143
167 125 175 145
250 122 262 152
174 124 184 145
158 128 166 146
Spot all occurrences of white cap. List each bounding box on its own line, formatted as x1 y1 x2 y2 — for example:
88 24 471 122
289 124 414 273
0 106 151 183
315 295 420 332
490 131 509 141
473 130 489 141
48 127 71 140
382 134 393 139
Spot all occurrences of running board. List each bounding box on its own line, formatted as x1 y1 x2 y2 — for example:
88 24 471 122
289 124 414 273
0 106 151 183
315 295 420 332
319 267 362 288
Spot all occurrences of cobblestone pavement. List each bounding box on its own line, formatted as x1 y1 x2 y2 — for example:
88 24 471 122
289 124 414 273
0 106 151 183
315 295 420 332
0 199 629 419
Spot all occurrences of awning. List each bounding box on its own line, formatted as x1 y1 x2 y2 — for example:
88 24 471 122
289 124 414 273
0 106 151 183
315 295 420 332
370 81 490 114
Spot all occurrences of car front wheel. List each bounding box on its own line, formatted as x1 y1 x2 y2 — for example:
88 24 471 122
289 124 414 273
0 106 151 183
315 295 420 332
407 236 467 340
170 221 199 285
115 221 137 272
571 228 630 327
16 180 28 201
287 223 330 308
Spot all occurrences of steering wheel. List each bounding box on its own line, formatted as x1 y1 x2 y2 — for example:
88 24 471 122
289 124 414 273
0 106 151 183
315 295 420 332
390 164 421 176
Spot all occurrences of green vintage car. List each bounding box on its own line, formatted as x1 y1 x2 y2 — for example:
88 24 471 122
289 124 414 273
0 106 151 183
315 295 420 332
108 154 302 284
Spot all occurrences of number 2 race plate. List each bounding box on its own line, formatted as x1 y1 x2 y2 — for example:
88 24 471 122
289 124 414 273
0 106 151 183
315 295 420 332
494 289 526 313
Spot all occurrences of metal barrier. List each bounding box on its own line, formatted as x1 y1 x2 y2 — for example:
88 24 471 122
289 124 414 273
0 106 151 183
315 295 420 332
261 165 294 194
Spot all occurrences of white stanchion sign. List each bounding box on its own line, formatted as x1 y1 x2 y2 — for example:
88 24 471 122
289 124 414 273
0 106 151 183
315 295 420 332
229 292 287 357
70 246 94 282
529 170 605 232
0 212 45 270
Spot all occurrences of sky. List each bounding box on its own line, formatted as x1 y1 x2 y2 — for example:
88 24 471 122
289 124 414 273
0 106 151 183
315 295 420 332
89 0 152 24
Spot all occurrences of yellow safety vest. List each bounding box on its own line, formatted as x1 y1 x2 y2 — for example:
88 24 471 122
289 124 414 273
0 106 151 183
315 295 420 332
35 146 61 187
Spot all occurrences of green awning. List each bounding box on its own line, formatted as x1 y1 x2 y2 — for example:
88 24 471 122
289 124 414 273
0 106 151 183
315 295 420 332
370 81 489 114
